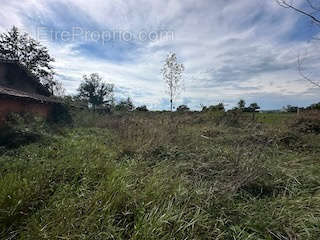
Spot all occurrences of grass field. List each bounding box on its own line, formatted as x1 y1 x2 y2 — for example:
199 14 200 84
0 111 320 239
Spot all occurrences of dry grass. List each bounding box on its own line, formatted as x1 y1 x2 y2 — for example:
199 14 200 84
1 110 320 239
290 110 320 134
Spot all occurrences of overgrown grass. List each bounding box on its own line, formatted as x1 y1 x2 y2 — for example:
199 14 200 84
0 111 319 239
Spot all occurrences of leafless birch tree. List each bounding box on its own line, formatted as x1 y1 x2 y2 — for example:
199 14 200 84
161 52 184 111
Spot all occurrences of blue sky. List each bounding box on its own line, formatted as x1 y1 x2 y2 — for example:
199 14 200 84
0 0 319 110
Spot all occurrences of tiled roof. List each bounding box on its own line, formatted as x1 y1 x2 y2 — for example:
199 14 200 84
0 86 61 103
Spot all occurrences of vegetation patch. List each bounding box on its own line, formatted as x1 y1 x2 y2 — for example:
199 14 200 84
0 112 320 239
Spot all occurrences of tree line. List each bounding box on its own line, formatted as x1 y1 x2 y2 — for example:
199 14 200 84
70 73 147 112
0 26 319 113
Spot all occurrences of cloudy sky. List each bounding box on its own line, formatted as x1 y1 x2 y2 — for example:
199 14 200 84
1 0 319 110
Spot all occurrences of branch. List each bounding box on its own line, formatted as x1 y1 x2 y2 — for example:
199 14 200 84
276 0 320 25
306 0 320 11
298 56 320 88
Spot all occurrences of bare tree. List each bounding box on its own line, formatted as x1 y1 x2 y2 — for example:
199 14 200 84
298 55 320 88
52 80 66 97
161 52 184 111
276 0 320 25
277 0 320 88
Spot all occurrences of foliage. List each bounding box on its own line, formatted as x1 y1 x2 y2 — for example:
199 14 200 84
161 52 184 111
176 104 190 112
0 113 46 148
201 105 208 112
114 97 134 112
307 102 320 110
135 105 148 112
285 105 299 113
243 103 260 112
234 101 260 113
203 103 225 112
237 99 246 110
48 104 73 125
77 73 114 109
0 26 58 94
62 95 88 108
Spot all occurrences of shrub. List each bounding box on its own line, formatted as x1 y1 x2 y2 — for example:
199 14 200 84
285 105 298 113
244 103 260 113
0 113 44 148
114 97 134 112
176 105 190 112
290 111 320 134
48 103 73 125
202 103 225 112
306 102 320 110
135 105 148 112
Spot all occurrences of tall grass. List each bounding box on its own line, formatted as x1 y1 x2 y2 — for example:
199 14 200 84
0 111 320 239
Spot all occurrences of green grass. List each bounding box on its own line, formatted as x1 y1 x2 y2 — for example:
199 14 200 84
256 112 294 127
0 112 320 239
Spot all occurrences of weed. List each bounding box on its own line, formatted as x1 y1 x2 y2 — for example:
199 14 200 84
1 111 319 239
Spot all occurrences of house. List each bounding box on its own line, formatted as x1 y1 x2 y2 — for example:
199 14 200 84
0 59 61 124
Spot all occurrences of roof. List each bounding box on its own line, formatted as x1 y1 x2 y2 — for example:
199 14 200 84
0 86 61 104
0 58 51 96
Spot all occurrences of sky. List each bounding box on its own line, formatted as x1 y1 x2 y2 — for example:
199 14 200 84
0 0 319 110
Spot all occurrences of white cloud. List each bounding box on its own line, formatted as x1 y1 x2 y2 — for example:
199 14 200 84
0 0 319 110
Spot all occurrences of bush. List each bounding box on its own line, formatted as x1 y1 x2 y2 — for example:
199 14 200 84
306 102 320 110
285 105 298 113
0 113 44 148
202 103 225 112
114 97 134 112
135 105 148 112
49 103 73 125
176 105 190 112
0 127 41 148
290 111 320 134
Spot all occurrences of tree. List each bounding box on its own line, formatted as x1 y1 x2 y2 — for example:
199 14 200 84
276 0 320 25
161 52 184 111
237 99 246 111
216 103 225 111
298 56 320 88
285 105 299 113
247 103 260 112
52 80 66 97
77 73 114 110
307 102 320 110
209 103 225 112
135 105 148 112
276 1 320 88
0 26 56 93
202 103 225 112
177 104 190 112
201 106 208 112
115 97 134 112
